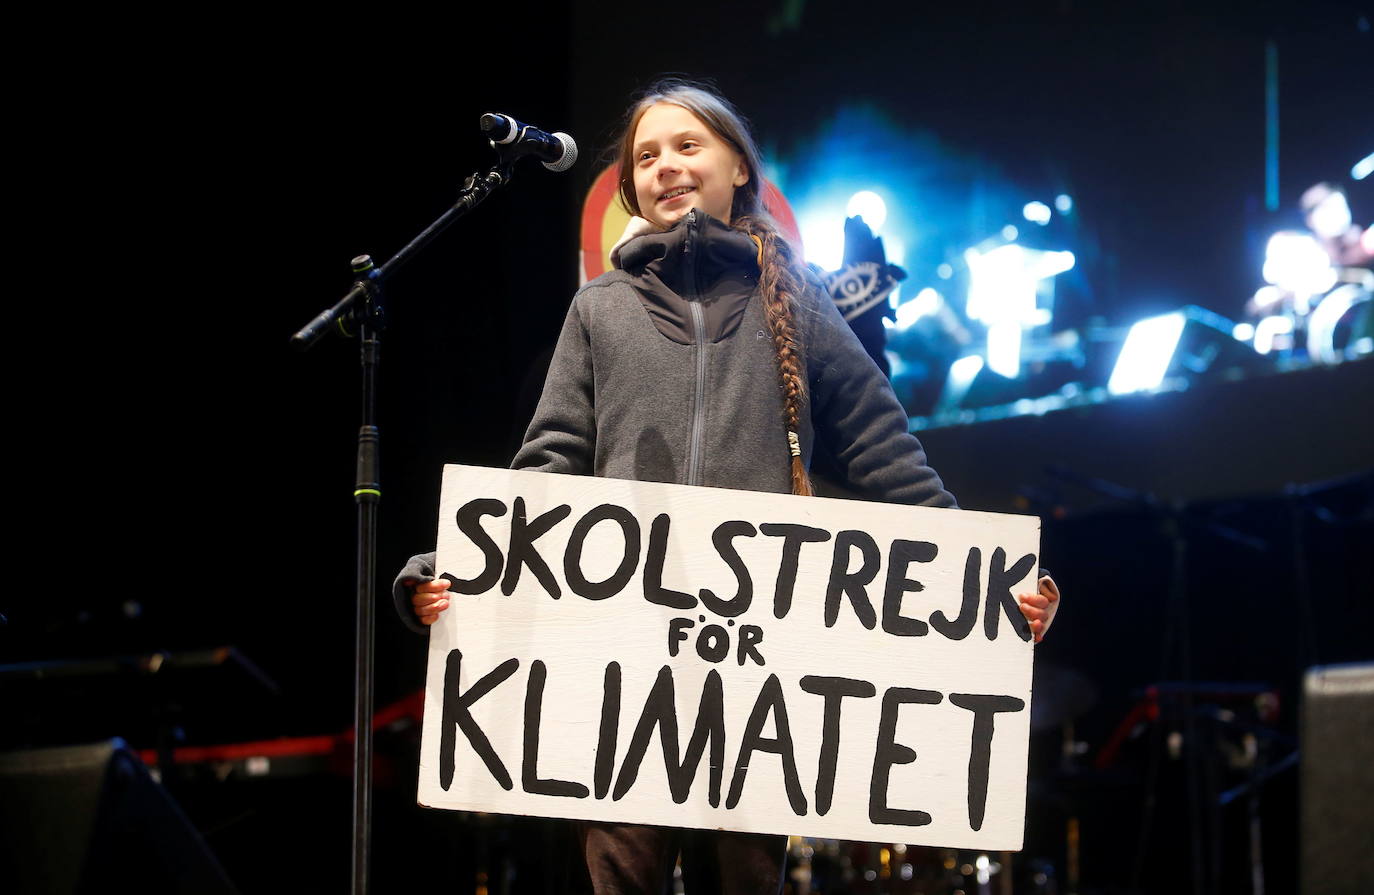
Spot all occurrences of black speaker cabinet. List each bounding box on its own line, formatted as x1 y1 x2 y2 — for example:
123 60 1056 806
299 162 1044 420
1301 663 1374 895
0 739 238 895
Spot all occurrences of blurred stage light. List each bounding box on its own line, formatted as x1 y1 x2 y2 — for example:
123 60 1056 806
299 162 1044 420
936 263 953 279
1307 284 1373 364
846 191 888 231
1353 152 1374 181
1233 321 1256 341
1252 314 1293 355
1023 201 1052 225
965 244 1071 378
1001 224 1019 241
1055 194 1074 213
987 322 1022 378
1108 306 1269 390
1262 231 1337 298
1251 285 1282 314
890 287 943 331
966 245 1032 323
883 234 906 303
1307 190 1353 240
938 354 986 409
1040 250 1076 277
1107 312 1186 395
799 212 847 271
950 354 984 383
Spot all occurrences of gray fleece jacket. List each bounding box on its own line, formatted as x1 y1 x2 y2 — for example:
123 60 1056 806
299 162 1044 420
393 209 956 632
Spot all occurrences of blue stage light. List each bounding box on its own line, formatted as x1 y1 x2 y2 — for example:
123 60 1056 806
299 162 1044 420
1023 201 1052 225
846 190 888 231
1107 312 1186 395
1263 231 1336 299
799 210 847 271
890 287 943 331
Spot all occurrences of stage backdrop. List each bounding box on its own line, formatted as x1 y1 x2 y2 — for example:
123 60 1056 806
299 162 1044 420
419 465 1040 850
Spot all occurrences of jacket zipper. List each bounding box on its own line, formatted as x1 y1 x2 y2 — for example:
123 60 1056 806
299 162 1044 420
684 209 707 486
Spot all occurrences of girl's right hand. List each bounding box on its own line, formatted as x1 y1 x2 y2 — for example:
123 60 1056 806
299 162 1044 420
409 578 454 626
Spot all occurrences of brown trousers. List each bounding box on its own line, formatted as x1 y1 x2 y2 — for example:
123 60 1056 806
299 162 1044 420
579 822 786 895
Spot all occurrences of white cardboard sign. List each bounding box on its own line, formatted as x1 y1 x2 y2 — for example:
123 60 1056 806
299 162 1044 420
419 464 1040 849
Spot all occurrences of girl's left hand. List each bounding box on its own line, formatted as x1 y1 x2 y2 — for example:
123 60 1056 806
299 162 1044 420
1018 576 1061 643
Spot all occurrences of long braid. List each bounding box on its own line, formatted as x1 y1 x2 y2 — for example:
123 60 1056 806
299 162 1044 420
735 214 814 496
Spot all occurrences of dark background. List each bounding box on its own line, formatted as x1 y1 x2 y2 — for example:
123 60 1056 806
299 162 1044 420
5 3 1372 893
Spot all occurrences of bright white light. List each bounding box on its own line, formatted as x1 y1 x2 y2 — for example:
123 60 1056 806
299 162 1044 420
966 245 1073 319
1233 322 1256 341
1001 224 1019 241
845 190 888 232
948 354 985 391
965 243 1070 379
1307 284 1371 363
1263 231 1337 297
1023 201 1052 225
1108 312 1186 395
1353 152 1374 181
799 214 846 272
1308 191 1353 239
987 321 1022 377
966 244 1032 323
883 234 905 304
912 287 941 315
1251 285 1282 313
1055 194 1073 213
1036 250 1076 277
936 263 953 279
892 288 943 331
1253 314 1293 355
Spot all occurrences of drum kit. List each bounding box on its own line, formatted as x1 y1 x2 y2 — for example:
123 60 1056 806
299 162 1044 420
1241 184 1373 365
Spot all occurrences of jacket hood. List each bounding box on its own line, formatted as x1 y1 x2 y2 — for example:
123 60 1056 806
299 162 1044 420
614 209 761 345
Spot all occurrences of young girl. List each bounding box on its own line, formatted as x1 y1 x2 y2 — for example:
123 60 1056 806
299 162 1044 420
398 79 1060 894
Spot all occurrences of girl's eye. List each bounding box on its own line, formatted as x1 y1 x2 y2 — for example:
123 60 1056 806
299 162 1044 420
681 141 699 151
638 151 654 162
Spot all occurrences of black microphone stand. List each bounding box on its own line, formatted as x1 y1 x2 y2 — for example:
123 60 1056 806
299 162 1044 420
291 149 520 895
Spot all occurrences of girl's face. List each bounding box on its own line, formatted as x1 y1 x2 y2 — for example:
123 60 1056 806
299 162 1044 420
631 103 749 230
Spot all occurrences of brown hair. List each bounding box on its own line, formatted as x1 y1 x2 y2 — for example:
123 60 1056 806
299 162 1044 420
614 79 814 495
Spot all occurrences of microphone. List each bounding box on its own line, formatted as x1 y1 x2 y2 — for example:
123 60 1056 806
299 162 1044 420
480 112 578 172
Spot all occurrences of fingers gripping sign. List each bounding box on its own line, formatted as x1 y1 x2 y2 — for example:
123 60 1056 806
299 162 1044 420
410 578 454 626
1016 576 1061 643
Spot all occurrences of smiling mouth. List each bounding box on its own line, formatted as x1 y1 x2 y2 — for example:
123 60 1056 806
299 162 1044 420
658 186 695 202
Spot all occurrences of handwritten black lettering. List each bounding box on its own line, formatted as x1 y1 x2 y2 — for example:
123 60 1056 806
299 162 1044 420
439 650 518 791
699 520 756 617
825 530 881 629
801 675 877 816
726 674 807 815
447 499 508 594
760 523 832 619
949 693 1026 830
563 503 640 600
501 497 571 598
522 660 589 798
881 539 938 636
643 514 697 610
869 686 942 825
